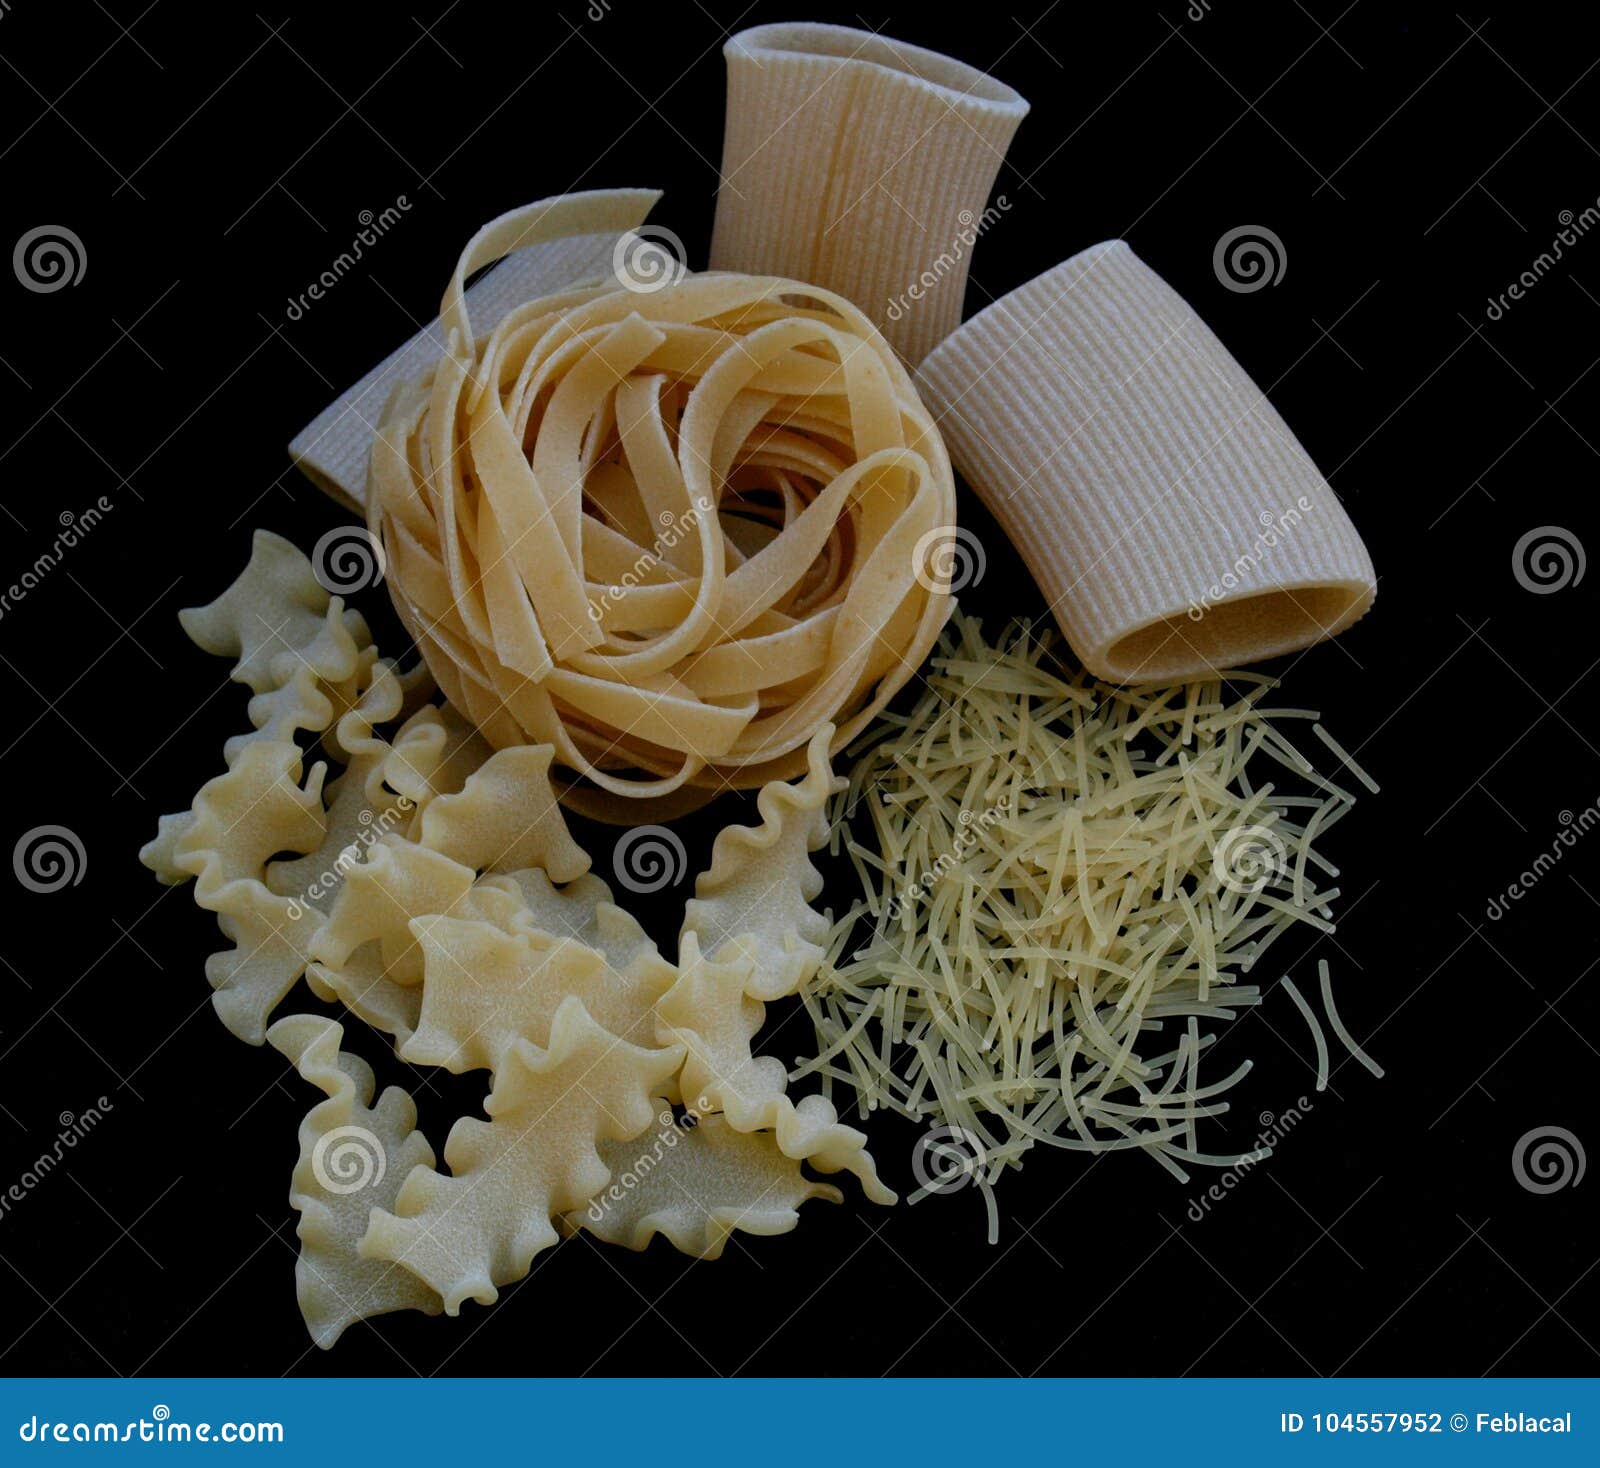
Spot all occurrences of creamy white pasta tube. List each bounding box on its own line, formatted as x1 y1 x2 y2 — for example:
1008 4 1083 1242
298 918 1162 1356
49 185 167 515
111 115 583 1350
916 241 1377 682
710 22 1028 365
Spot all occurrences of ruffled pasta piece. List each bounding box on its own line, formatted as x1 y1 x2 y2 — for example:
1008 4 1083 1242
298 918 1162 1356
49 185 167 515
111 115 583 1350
267 1014 442 1348
148 738 327 1042
178 528 370 698
657 934 895 1204
309 835 477 986
381 703 493 834
367 193 957 813
402 916 674 1071
710 23 1028 364
289 189 662 513
573 1112 842 1260
266 660 414 914
680 723 842 1002
416 745 590 882
361 997 684 1314
915 241 1377 682
477 869 658 971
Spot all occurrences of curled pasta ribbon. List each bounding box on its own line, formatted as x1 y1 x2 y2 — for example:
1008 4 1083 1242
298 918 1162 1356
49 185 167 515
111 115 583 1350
368 196 957 817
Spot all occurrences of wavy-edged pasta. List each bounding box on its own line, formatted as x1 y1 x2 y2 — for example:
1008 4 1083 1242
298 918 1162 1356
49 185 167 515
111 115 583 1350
680 723 840 1002
366 195 957 817
144 529 900 1339
267 1014 441 1348
360 996 683 1314
573 1112 842 1260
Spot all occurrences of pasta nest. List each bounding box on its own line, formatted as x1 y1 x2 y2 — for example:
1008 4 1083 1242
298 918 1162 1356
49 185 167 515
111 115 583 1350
367 224 958 816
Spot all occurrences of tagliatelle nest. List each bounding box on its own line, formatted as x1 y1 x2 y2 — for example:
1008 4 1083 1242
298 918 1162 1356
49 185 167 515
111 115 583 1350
367 200 958 818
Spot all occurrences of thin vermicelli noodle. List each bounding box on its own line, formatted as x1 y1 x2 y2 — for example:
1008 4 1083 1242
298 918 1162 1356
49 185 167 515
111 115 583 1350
799 612 1378 1236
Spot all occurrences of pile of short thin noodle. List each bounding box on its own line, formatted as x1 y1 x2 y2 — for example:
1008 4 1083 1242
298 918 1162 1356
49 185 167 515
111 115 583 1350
797 612 1380 1239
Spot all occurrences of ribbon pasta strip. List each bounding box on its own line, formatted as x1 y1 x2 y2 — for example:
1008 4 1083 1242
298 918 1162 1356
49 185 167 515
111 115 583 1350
289 189 662 513
367 195 957 817
915 241 1377 683
709 23 1029 364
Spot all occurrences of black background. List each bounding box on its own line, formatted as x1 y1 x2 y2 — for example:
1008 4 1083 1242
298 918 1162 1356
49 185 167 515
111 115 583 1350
0 2 1596 1378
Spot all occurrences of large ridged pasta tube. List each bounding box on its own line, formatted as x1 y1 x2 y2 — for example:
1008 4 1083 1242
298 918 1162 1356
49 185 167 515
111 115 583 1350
710 23 1028 365
367 195 958 816
916 241 1377 682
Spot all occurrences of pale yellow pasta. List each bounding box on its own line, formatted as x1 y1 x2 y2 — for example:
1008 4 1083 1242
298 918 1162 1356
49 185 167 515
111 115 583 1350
658 934 896 1203
572 1111 842 1260
680 722 841 1001
366 195 957 817
267 1014 441 1348
360 997 683 1314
